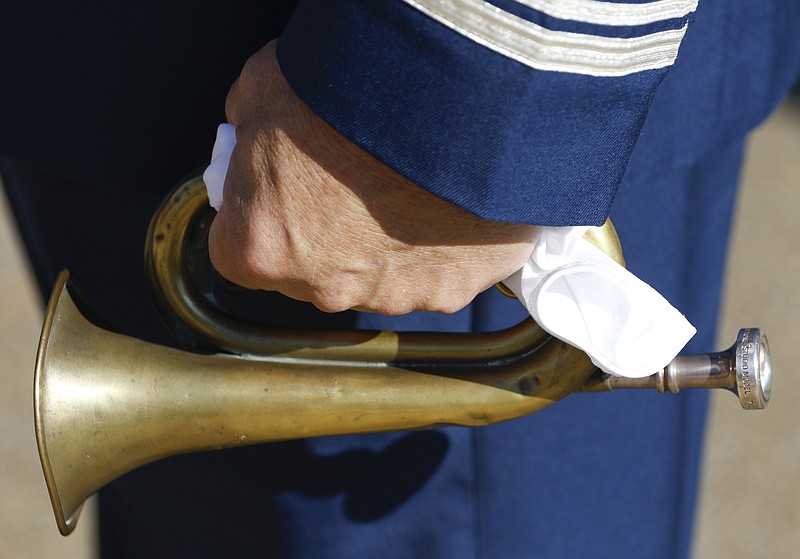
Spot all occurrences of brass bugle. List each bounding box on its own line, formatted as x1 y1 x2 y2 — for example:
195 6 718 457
34 175 772 536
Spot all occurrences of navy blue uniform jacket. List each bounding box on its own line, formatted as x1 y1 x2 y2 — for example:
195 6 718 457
1 2 799 558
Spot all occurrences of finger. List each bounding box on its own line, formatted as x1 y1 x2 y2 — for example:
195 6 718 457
224 78 242 124
226 40 278 124
207 216 260 291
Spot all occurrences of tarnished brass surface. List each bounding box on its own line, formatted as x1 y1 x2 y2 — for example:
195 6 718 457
35 270 596 535
144 175 623 360
34 174 771 536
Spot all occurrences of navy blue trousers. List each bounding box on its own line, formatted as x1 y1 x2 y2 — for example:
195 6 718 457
1 137 742 558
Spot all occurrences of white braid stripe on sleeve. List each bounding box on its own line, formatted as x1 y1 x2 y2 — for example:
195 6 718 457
512 0 698 27
400 0 692 76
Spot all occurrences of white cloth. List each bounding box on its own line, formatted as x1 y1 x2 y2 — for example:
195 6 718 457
202 123 236 211
503 227 695 377
203 123 695 378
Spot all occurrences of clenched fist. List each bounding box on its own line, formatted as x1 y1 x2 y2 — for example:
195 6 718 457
208 41 538 315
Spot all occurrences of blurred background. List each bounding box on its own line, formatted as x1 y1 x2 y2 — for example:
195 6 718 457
1 97 798 558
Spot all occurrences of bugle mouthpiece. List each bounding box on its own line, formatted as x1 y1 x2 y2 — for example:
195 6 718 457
663 328 771 410
585 328 772 410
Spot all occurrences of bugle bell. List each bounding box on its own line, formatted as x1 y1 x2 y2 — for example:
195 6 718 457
34 175 772 536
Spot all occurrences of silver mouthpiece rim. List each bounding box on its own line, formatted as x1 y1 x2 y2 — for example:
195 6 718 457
734 328 771 410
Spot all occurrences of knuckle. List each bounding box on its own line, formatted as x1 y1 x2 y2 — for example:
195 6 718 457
311 288 354 314
371 302 410 317
363 288 414 316
208 219 280 290
209 246 257 290
432 302 461 315
386 298 417 316
431 292 472 315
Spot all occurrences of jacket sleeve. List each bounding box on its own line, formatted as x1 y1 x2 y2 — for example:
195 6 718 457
275 0 699 226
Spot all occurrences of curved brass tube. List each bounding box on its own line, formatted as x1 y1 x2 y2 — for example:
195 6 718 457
34 174 771 536
143 174 624 361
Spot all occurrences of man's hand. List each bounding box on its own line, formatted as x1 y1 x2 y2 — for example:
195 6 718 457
208 41 538 315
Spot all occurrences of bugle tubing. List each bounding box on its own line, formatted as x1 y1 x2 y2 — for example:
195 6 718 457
34 175 771 536
36 270 595 535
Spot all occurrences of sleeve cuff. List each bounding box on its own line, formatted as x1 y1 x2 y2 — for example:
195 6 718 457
276 0 693 226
